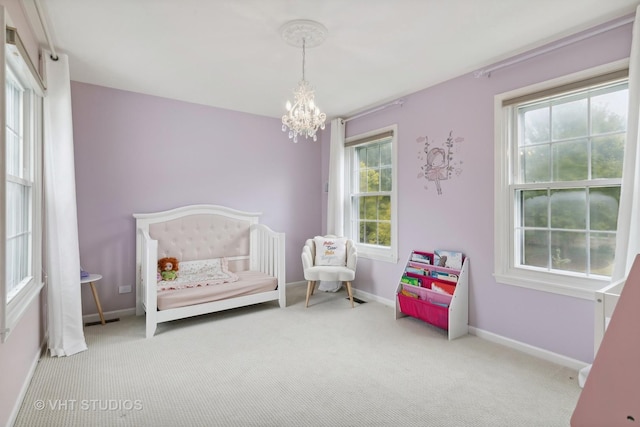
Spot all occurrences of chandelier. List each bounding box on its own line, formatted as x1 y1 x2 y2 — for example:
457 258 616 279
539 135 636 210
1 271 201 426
280 20 327 143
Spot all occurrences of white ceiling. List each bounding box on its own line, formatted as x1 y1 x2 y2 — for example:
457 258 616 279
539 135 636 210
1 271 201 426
30 0 639 119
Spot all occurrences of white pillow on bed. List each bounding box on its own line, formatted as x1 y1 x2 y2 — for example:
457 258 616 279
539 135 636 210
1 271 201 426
179 258 233 277
158 258 239 291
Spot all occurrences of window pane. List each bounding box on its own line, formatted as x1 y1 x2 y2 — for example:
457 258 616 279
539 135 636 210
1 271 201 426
366 145 380 168
380 141 391 166
361 196 377 220
6 79 21 130
592 134 624 179
358 222 366 244
6 130 20 176
367 168 380 192
380 167 392 191
551 231 586 273
6 181 30 299
378 196 391 221
521 144 550 183
550 189 586 229
521 190 548 227
378 222 391 246
590 233 616 276
591 87 628 135
552 97 588 140
363 222 377 244
589 187 620 231
523 106 550 144
553 139 588 181
522 229 549 268
358 167 368 192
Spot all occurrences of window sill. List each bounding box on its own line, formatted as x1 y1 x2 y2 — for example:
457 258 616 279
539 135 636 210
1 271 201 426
2 279 44 343
493 270 608 300
356 244 398 263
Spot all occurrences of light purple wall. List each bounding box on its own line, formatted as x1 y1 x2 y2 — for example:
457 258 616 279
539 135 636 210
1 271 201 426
71 83 323 315
321 22 632 363
73 18 631 363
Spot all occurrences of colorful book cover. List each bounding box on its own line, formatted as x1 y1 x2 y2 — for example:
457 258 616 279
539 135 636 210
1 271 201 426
410 251 433 265
401 275 420 286
433 250 464 270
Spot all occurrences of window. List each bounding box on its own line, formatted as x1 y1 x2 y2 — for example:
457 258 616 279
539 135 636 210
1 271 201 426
495 62 629 299
345 125 398 263
1 25 44 342
6 68 31 302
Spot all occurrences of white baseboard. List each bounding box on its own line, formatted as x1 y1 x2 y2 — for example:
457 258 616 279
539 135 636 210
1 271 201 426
286 280 306 287
7 338 45 427
82 308 136 324
353 288 395 307
469 326 589 371
292 282 396 307
351 287 587 371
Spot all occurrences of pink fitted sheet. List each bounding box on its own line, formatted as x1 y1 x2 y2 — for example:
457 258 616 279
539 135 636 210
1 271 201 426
157 270 277 311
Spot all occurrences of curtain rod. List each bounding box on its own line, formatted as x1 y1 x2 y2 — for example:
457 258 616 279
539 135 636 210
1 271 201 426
33 0 58 61
344 99 405 122
474 15 634 78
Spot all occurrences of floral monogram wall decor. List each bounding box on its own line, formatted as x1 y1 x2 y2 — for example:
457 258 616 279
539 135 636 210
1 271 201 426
416 130 464 195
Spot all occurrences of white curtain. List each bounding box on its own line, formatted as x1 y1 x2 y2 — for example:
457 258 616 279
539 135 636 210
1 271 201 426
44 52 87 357
327 117 345 235
319 118 346 292
612 5 640 283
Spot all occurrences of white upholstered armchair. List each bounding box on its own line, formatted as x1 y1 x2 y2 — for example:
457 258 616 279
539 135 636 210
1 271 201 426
301 235 357 308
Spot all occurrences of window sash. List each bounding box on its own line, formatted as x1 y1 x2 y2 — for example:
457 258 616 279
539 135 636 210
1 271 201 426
345 126 398 263
2 41 43 343
5 68 33 303
350 138 392 248
495 60 629 298
509 79 626 279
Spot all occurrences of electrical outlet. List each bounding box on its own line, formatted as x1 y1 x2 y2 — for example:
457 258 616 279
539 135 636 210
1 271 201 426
118 285 132 294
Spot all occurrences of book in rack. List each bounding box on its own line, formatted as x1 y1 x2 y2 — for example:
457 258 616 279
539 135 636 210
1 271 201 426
395 249 469 340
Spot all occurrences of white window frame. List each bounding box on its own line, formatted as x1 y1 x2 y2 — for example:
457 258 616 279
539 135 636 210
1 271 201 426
344 124 398 263
494 59 629 300
1 20 44 343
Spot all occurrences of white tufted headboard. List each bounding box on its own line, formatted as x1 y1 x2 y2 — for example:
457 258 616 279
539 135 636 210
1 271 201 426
134 205 261 272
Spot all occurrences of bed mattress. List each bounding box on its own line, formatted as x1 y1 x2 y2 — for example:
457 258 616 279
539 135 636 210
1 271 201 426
157 270 277 311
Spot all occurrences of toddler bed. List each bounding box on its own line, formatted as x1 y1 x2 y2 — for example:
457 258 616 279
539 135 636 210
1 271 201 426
134 204 286 338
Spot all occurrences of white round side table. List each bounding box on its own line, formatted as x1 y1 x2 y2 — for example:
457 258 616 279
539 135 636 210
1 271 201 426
81 273 105 325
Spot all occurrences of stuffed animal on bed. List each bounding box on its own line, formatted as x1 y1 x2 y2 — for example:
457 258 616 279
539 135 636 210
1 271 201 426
158 257 179 281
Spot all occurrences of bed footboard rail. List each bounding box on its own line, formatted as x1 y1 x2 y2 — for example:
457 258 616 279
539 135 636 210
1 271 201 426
250 224 286 307
137 229 159 337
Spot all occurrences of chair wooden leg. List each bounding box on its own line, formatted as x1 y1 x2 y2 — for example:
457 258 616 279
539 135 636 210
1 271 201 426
305 281 315 308
310 281 317 296
345 281 354 308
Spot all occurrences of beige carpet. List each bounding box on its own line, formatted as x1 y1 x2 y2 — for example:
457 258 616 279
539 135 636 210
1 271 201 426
14 285 581 426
